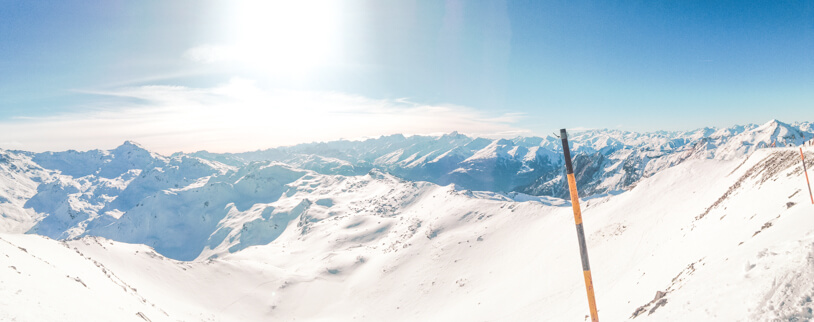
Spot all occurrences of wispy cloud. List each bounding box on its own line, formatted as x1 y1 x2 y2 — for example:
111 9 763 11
0 79 529 154
183 45 239 64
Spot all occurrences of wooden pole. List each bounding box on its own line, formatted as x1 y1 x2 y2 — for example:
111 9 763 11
801 148 813 204
560 129 599 322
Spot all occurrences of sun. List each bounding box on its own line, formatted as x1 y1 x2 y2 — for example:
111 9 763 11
228 0 342 76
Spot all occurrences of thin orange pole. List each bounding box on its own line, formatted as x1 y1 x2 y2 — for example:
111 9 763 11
560 129 599 322
801 148 813 204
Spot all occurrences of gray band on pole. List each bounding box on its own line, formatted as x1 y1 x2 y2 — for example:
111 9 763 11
575 223 591 271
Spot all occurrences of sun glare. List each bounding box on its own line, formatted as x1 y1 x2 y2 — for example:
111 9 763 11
228 0 342 76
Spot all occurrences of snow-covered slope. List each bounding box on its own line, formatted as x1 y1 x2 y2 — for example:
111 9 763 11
2 144 813 321
0 234 172 321
23 143 233 244
89 162 309 261
0 149 52 233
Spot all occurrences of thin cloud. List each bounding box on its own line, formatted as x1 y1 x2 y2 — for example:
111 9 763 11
183 45 238 64
0 79 529 154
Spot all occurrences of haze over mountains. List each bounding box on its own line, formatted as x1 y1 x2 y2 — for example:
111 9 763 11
1 119 814 321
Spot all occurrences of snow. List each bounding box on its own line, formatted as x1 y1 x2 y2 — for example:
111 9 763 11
0 149 50 233
1 126 814 320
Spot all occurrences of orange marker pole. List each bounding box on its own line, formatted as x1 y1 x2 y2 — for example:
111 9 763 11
560 129 599 322
801 148 813 204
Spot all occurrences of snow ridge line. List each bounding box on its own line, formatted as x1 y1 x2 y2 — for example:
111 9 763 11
696 150 798 222
65 238 171 318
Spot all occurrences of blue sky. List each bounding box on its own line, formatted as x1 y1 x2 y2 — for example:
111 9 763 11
0 0 812 153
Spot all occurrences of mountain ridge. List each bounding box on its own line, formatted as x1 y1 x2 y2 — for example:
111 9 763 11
184 119 814 198
0 119 811 262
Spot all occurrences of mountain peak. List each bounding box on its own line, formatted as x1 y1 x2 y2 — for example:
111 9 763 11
761 119 790 128
111 140 159 162
118 140 147 150
440 131 466 139
383 133 406 140
756 119 797 134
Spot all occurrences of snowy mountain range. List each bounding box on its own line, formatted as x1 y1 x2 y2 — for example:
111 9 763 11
186 119 813 197
1 119 812 261
1 119 814 321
